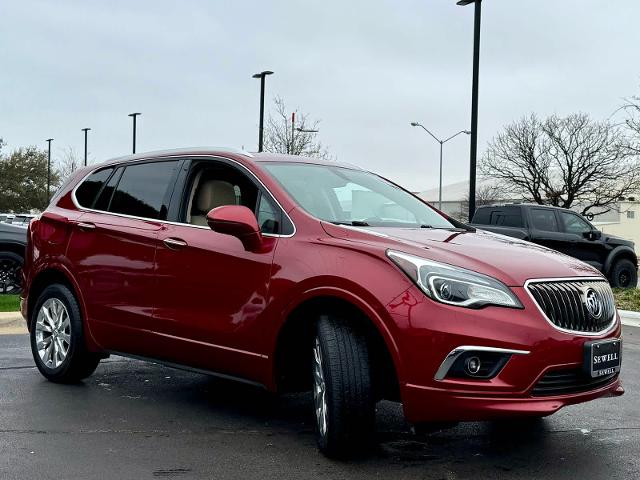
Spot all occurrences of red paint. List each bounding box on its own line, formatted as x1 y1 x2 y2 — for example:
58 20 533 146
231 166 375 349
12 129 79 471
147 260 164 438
21 149 623 424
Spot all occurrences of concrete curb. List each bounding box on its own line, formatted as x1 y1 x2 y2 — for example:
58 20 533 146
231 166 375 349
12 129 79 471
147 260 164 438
0 312 27 335
619 310 640 328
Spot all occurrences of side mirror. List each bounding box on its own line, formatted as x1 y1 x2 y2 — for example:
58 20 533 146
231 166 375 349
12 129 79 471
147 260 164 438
583 229 602 241
206 205 263 252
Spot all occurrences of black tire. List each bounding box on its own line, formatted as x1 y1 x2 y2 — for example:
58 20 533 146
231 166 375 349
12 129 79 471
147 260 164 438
0 251 23 295
313 315 375 458
609 259 638 289
29 284 101 383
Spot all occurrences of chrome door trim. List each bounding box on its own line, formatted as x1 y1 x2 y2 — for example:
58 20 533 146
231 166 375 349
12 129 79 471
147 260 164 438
70 154 296 238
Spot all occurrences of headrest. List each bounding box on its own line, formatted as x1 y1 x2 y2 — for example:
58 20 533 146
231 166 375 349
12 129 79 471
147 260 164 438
195 180 237 212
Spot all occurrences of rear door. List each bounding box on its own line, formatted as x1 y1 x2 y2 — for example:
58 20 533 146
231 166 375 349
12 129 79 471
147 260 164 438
67 159 181 356
527 207 569 252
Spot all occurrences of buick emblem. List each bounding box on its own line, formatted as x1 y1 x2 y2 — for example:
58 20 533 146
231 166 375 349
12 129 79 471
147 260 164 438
584 288 603 319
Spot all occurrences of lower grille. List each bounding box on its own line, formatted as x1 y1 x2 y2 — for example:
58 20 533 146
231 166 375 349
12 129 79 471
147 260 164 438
531 368 618 397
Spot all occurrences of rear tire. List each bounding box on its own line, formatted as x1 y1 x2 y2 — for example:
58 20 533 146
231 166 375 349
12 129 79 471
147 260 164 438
313 315 375 458
30 284 101 383
609 259 637 288
0 251 23 295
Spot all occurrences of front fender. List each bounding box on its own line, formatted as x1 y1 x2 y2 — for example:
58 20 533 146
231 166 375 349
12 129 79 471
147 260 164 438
604 245 638 273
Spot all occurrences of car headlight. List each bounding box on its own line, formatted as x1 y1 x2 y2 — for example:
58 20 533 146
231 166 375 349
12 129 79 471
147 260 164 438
386 250 523 309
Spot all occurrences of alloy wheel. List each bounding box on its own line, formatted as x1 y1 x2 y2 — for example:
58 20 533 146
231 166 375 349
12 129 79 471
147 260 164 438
0 257 21 294
35 298 71 369
313 337 328 437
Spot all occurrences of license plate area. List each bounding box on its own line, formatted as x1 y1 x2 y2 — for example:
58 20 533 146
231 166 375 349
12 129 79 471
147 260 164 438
583 338 622 378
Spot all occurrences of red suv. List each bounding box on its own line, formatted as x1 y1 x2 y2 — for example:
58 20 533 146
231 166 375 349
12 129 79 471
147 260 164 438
21 148 623 457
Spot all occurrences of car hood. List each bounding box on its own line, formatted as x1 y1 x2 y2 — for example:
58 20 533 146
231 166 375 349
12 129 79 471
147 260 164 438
321 223 602 287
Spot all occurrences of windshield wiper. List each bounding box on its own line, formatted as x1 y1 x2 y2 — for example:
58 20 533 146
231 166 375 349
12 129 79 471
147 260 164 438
331 220 370 227
420 224 433 229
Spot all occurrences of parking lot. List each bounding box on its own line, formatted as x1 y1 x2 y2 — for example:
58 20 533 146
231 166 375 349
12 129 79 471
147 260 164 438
1 326 638 480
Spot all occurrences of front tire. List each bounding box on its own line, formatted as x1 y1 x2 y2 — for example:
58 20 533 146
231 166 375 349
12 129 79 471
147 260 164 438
313 315 375 457
609 259 637 288
30 284 101 383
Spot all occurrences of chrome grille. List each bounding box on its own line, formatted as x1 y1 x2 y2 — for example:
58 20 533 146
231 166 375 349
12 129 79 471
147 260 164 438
526 279 616 334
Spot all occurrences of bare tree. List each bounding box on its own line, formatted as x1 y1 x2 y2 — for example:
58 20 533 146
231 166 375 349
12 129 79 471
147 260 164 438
481 113 640 216
620 94 640 155
263 96 331 160
455 182 506 222
57 146 81 182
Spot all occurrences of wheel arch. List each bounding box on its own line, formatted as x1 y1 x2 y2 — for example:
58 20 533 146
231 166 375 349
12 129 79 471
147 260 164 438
604 246 638 274
0 241 26 258
272 289 402 401
27 266 86 333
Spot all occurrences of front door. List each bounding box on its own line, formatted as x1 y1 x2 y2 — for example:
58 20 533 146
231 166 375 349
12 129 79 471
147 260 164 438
153 158 283 383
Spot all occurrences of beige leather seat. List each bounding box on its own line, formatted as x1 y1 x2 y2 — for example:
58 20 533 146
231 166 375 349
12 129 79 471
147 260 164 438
190 180 238 226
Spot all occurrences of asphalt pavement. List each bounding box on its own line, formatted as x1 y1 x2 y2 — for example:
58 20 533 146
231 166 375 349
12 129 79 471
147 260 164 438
1 327 639 480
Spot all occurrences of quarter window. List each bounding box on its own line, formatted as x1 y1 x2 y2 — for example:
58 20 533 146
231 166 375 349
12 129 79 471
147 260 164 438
109 161 178 219
75 168 114 208
257 194 281 234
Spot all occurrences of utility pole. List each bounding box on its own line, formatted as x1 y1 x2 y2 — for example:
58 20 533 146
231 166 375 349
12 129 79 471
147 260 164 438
82 128 91 166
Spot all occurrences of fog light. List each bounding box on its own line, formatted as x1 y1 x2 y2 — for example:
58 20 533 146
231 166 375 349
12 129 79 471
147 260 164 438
465 356 481 375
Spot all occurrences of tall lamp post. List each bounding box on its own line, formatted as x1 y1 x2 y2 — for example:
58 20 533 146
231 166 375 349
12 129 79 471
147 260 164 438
45 138 53 203
128 112 141 154
410 122 470 210
457 0 482 221
252 70 274 152
81 128 91 166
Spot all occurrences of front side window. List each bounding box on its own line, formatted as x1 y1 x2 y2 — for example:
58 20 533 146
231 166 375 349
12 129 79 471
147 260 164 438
109 161 178 219
75 167 114 208
530 208 559 232
261 163 454 229
559 211 592 234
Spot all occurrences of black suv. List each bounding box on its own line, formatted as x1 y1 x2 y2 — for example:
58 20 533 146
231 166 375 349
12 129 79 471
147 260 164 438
471 204 637 288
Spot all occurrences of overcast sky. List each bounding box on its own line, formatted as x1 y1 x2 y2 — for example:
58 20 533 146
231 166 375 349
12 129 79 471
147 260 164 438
1 0 639 192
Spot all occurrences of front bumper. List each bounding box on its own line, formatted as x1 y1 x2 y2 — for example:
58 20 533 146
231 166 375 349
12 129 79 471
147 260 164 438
386 286 624 423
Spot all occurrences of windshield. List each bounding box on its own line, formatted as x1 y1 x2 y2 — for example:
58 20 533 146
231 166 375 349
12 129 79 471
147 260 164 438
261 162 455 229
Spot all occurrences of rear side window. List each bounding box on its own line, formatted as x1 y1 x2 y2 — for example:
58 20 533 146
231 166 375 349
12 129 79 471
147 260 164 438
109 161 179 219
75 168 114 208
489 207 523 227
530 208 559 232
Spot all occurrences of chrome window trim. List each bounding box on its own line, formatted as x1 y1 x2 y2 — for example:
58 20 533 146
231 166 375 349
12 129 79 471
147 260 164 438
70 154 296 238
434 345 530 381
524 276 618 337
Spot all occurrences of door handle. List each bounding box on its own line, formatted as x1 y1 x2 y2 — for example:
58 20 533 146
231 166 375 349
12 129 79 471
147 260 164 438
163 237 188 250
76 222 96 231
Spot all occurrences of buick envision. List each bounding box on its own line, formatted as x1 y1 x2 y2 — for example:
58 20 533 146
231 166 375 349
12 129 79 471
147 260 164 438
21 148 623 457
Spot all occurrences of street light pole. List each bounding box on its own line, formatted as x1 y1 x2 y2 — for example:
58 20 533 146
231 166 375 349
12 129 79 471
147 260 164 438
128 113 141 154
81 128 91 166
411 122 470 210
291 112 295 154
457 0 482 221
45 138 53 203
252 70 274 152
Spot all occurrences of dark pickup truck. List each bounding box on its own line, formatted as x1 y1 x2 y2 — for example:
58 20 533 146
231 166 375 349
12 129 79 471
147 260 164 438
0 222 27 294
470 203 638 288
